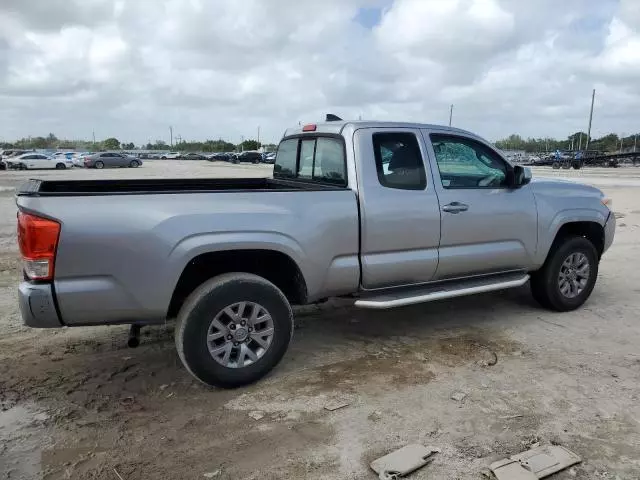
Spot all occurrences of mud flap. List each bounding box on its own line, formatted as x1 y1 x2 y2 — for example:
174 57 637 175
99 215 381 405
370 444 439 480
490 445 581 479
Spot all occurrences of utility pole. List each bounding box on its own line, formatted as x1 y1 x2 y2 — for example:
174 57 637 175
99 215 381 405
169 126 173 147
257 126 260 146
176 135 182 144
620 135 624 152
578 133 582 151
634 134 638 153
449 104 454 127
240 135 244 152
92 130 96 148
570 137 574 151
585 89 595 151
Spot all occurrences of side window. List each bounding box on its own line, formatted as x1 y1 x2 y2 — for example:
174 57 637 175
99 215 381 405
373 132 426 190
273 138 297 177
430 135 509 189
298 139 315 178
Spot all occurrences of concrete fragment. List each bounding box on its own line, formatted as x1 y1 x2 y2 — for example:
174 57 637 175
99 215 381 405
451 391 467 402
490 445 581 480
370 444 439 479
248 411 265 421
324 400 350 412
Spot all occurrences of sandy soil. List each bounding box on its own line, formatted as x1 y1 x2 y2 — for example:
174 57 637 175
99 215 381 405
1 162 639 479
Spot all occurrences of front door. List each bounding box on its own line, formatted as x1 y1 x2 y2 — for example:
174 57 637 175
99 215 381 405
356 128 441 289
423 131 538 280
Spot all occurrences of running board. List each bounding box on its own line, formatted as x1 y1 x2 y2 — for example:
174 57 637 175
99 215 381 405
355 272 530 310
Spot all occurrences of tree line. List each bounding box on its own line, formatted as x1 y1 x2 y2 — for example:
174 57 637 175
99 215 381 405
495 131 639 153
0 134 277 153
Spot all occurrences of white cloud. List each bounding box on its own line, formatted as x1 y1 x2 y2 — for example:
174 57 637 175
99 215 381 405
0 0 638 145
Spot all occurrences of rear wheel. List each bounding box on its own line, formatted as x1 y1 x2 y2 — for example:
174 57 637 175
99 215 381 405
552 161 560 169
55 163 66 169
175 273 293 388
530 236 598 311
95 161 104 169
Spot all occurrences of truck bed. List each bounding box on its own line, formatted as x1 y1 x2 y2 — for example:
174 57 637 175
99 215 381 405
17 177 344 196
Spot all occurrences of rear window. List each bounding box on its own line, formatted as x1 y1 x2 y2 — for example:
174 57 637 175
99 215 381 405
274 136 346 186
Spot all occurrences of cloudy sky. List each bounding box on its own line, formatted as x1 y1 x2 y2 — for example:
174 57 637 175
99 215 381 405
1 0 638 145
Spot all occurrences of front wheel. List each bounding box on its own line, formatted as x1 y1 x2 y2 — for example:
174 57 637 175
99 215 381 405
175 273 293 388
129 160 140 168
55 163 66 169
530 236 599 311
552 161 560 169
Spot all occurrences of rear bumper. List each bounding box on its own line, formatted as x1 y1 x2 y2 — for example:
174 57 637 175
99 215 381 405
603 212 616 253
18 282 62 328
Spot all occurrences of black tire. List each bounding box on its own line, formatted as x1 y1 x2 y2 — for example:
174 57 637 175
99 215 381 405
129 160 139 168
552 161 560 169
18 163 27 170
530 236 599 312
572 161 581 170
55 163 66 169
175 273 293 388
161 156 167 160
561 161 571 169
95 161 104 169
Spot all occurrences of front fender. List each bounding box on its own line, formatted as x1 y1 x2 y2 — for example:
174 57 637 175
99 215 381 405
535 208 607 265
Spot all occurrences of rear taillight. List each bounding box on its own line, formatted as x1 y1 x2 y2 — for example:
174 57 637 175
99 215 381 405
17 212 60 281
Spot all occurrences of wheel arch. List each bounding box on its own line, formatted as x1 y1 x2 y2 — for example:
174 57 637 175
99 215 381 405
545 219 605 263
167 248 308 319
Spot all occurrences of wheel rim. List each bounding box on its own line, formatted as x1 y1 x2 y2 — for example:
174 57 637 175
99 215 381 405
558 252 590 299
207 302 274 369
96 162 103 169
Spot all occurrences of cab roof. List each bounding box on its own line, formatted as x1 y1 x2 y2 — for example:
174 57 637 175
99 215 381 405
283 120 474 138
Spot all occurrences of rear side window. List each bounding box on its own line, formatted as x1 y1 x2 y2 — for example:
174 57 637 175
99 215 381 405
275 136 346 186
373 132 426 190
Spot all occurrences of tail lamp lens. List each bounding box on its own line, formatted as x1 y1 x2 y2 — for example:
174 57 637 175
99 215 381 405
17 212 60 280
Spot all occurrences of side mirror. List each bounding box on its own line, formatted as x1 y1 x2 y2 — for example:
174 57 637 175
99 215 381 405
513 165 532 187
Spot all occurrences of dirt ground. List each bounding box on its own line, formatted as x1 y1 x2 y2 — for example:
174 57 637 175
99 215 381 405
1 162 639 480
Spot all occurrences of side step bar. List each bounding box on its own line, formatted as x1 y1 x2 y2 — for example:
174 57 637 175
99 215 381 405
355 272 530 310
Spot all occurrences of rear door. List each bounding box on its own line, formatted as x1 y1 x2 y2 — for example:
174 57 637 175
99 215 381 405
423 130 537 279
355 128 441 289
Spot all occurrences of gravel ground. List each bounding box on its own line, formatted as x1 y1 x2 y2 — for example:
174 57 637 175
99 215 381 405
1 161 639 480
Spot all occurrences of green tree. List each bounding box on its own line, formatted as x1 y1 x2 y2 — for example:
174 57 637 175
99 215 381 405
121 142 135 150
240 139 261 151
102 138 120 150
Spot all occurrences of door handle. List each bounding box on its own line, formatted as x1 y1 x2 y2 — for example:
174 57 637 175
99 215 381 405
442 202 469 213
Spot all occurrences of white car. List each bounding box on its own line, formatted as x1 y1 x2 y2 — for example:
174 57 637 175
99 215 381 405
160 152 181 160
7 153 75 170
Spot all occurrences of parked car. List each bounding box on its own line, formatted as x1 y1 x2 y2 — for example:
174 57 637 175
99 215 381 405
6 153 74 170
71 152 90 167
181 153 207 160
263 152 276 164
209 152 231 162
236 151 262 164
15 119 615 389
83 152 142 169
160 152 181 160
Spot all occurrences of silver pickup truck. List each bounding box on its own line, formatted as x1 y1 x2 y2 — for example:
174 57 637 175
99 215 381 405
16 119 615 388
